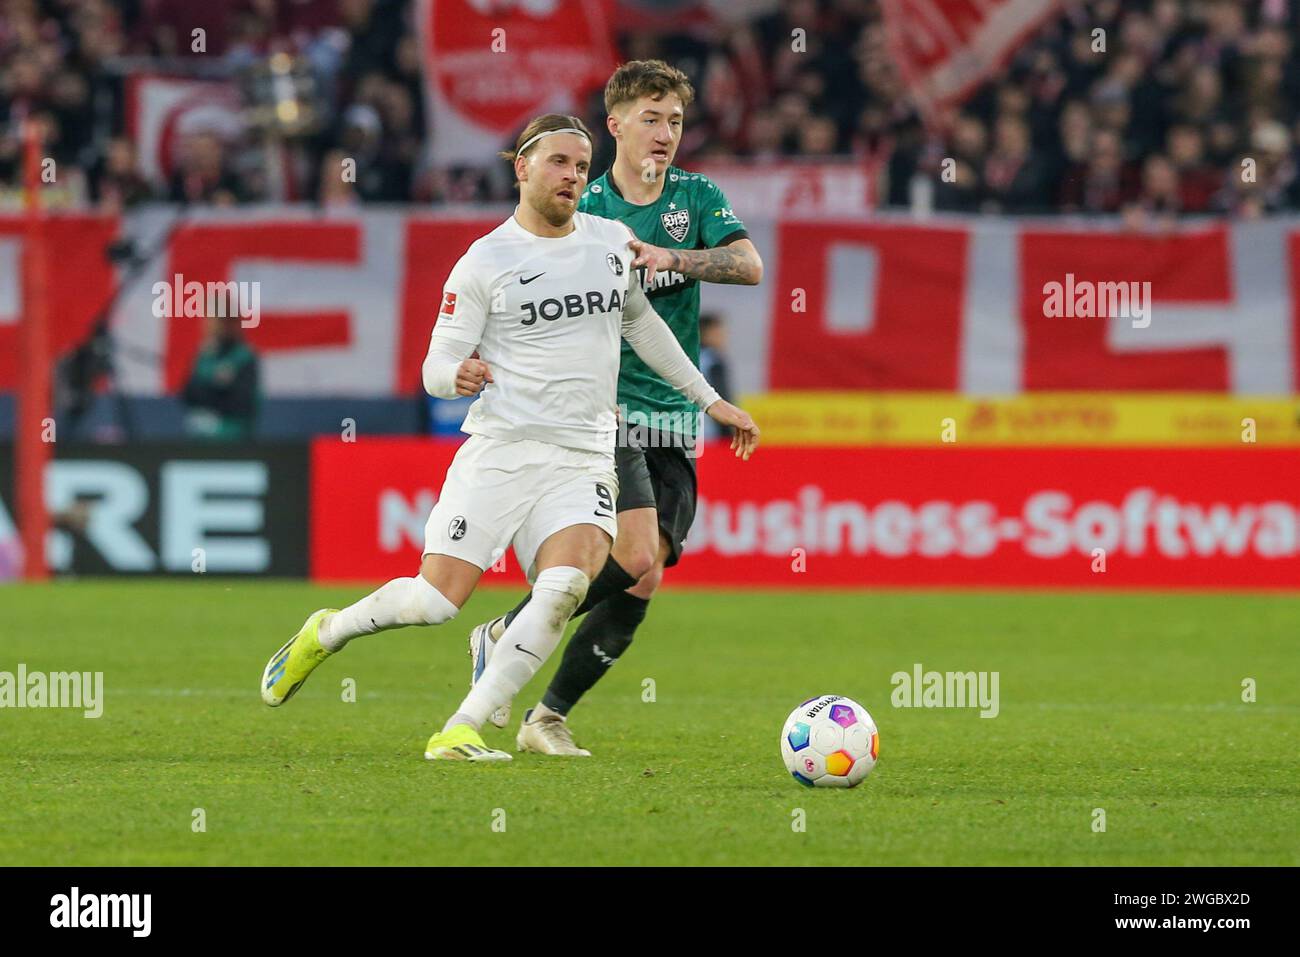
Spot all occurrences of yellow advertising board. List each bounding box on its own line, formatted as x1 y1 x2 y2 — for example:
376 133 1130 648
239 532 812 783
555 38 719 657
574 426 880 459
738 393 1300 446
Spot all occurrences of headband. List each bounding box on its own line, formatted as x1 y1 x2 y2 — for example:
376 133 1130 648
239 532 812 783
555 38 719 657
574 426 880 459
517 127 590 156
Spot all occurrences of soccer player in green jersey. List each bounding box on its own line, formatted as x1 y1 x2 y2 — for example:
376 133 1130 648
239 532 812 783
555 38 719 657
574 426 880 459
466 60 763 755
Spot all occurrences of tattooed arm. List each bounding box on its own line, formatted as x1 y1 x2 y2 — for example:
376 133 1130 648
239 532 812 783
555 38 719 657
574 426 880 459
628 237 764 286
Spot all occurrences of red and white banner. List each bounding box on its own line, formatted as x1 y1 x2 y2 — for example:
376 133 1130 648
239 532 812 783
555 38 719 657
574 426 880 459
764 219 1289 393
0 214 119 391
417 0 616 165
693 160 877 215
3 208 1300 396
881 0 1061 117
126 75 244 186
310 439 1300 588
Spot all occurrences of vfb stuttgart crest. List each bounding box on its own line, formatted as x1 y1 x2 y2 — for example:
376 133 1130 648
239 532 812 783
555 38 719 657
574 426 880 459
660 208 690 243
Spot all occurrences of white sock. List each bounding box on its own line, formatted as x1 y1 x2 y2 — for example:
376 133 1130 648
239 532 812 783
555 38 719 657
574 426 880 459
443 710 480 732
320 575 459 652
530 701 562 722
447 565 588 730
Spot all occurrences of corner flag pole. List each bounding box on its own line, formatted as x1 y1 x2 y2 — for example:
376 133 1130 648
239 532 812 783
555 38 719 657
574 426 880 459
17 119 51 580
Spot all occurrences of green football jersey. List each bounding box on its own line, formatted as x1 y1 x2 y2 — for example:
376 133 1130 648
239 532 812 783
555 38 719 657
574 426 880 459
578 166 747 437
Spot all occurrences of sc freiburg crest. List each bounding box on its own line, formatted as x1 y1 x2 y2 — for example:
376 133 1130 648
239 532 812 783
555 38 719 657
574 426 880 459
606 252 624 276
660 208 690 243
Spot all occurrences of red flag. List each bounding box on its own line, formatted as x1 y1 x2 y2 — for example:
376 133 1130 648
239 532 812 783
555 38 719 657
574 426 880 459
418 0 617 166
881 0 1062 118
126 75 243 186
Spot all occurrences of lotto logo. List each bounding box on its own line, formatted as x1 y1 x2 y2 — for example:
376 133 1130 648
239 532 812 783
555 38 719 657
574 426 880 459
441 291 457 315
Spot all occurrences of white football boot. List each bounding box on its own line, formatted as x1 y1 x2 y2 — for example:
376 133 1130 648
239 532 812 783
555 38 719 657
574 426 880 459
516 707 591 757
468 615 511 728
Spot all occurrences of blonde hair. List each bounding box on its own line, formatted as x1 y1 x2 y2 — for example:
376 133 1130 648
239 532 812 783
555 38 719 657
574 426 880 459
499 113 594 185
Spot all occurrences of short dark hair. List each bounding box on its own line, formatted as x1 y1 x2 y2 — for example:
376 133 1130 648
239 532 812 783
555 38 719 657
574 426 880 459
604 59 694 115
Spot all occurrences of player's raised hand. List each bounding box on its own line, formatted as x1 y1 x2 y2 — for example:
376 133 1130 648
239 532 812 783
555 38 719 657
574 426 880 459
705 399 760 460
455 358 494 396
627 238 675 285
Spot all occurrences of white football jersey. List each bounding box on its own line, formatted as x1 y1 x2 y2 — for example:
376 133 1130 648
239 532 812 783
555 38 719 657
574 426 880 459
432 211 645 454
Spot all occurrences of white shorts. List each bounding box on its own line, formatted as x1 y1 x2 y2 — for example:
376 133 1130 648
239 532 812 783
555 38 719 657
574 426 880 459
423 435 618 579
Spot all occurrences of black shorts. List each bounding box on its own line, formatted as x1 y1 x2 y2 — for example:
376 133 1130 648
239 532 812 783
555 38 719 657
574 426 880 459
614 435 698 568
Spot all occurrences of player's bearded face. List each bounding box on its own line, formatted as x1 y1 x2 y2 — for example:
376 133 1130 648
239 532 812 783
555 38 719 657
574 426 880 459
521 135 591 227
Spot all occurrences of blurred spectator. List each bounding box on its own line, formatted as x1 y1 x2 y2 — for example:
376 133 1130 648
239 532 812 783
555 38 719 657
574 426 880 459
317 148 359 208
91 137 155 211
168 132 243 205
1061 128 1134 213
1122 154 1182 229
934 113 986 211
181 314 260 441
699 313 731 403
1166 124 1221 211
871 0 1300 219
982 114 1048 212
698 313 732 440
798 115 840 156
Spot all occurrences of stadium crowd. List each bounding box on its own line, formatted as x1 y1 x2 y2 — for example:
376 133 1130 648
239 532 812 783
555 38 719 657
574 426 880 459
1 0 1299 217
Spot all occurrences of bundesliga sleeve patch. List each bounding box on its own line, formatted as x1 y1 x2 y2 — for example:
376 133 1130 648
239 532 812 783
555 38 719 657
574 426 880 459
440 291 457 316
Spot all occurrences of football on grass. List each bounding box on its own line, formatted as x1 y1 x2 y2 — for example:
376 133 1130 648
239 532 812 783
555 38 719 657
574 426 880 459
781 694 880 788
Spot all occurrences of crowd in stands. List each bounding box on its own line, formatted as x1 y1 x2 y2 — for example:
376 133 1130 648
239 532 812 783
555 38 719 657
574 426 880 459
2 0 1298 217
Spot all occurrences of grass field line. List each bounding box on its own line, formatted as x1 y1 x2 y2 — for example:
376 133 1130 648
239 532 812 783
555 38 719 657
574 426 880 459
98 686 1300 714
1024 701 1296 713
108 686 437 701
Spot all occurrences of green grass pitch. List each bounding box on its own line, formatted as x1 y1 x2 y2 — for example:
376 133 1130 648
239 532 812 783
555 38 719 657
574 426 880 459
2 580 1297 866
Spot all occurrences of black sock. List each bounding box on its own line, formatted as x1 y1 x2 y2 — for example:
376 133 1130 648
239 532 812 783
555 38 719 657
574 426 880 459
541 591 649 715
502 555 637 631
573 556 639 617
501 593 531 632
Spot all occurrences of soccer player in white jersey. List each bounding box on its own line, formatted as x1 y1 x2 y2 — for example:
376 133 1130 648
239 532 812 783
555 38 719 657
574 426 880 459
258 114 759 761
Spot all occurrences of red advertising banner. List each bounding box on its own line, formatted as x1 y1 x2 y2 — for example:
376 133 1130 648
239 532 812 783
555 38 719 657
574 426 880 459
311 439 1300 589
310 438 510 582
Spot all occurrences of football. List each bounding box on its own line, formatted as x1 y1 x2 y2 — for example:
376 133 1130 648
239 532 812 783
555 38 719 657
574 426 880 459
781 694 880 788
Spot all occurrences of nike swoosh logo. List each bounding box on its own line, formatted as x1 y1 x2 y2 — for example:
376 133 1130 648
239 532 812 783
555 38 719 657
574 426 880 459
520 272 545 284
515 644 542 662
